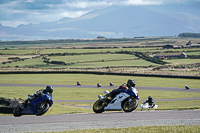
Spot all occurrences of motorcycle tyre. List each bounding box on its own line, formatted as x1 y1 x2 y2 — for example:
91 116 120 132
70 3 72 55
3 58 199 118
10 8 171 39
121 98 138 112
13 105 22 117
35 101 50 116
93 100 106 113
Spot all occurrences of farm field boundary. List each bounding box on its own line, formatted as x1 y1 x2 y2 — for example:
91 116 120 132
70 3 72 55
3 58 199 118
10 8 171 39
0 71 199 79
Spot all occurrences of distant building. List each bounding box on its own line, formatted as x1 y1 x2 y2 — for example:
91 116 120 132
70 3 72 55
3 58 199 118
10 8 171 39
186 41 200 48
163 44 183 49
162 44 173 49
188 44 200 48
153 52 187 60
173 45 183 49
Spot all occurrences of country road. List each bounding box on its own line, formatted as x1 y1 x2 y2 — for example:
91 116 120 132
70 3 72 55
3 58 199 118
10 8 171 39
0 83 200 92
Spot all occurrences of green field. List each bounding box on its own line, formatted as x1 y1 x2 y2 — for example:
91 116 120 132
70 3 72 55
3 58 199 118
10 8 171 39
1 58 45 67
186 51 200 55
165 58 200 64
0 40 199 77
40 47 161 54
49 54 137 63
0 37 200 116
0 74 199 88
0 47 198 55
0 55 39 64
0 54 157 68
0 49 40 55
0 74 199 115
41 48 118 54
60 60 157 68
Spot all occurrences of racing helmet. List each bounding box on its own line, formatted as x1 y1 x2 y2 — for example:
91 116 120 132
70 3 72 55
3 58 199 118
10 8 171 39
127 79 135 87
148 96 153 101
45 86 53 93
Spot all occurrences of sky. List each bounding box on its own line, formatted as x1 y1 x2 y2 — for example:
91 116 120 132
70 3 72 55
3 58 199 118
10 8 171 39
0 0 199 27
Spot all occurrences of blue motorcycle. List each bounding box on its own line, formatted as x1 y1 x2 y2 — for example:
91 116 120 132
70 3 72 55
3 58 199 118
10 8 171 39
13 93 53 117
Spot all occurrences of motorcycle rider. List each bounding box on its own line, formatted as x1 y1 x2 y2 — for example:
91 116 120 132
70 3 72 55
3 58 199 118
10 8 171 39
110 82 114 86
143 96 155 108
19 86 53 109
127 79 136 89
108 79 136 99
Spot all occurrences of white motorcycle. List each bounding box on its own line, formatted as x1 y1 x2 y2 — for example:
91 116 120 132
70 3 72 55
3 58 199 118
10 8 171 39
93 87 139 113
140 103 158 109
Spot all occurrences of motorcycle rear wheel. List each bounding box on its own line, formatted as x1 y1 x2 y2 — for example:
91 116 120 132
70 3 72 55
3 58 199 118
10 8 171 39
121 98 138 112
93 100 106 113
13 105 22 117
35 101 50 116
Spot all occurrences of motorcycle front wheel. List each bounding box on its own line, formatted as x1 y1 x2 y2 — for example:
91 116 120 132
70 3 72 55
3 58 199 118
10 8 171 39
93 100 106 113
13 105 22 117
35 101 50 116
121 98 138 112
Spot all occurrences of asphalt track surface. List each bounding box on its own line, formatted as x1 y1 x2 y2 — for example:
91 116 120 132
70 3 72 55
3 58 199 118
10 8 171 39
0 110 200 132
0 84 200 132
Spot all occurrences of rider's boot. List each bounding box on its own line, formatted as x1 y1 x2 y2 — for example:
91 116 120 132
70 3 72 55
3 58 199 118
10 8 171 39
19 100 28 109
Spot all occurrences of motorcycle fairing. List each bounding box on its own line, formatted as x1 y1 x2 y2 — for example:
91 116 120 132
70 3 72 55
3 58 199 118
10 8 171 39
21 94 53 115
140 103 158 109
127 88 139 100
104 93 129 110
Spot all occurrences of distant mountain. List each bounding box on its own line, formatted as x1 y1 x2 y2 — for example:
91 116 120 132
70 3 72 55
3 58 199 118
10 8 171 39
0 5 200 41
0 23 14 34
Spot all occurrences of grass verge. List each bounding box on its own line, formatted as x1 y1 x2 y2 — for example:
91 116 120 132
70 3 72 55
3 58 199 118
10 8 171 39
47 125 200 133
0 74 199 88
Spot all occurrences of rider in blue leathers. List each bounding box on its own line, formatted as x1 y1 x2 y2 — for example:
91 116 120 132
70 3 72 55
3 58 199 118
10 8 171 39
19 86 53 109
109 79 136 99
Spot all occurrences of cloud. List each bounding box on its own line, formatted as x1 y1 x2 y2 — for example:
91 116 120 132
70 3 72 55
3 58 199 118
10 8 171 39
57 0 163 9
0 0 199 27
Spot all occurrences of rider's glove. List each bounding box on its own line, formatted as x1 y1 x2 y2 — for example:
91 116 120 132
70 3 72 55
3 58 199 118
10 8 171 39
28 94 35 100
36 91 42 96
